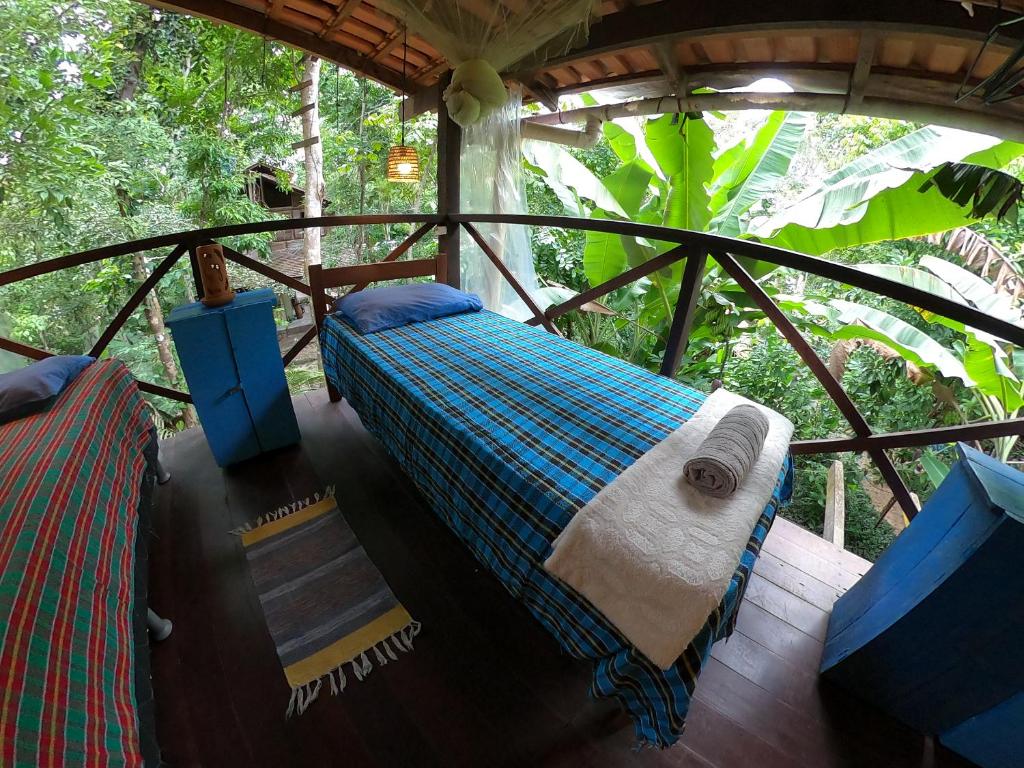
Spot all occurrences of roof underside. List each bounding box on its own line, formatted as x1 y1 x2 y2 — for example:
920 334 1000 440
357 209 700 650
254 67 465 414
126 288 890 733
144 0 1024 136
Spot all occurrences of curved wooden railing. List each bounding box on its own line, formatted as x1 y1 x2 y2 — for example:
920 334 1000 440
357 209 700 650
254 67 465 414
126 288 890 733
2 213 1022 520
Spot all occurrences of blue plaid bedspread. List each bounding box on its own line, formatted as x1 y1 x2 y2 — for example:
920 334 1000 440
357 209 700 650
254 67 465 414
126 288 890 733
321 309 791 747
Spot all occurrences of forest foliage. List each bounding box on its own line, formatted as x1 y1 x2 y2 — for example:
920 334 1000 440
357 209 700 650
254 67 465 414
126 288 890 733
3 1 1023 559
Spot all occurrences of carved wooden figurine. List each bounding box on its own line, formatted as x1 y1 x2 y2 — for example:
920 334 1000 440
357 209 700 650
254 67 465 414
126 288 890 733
197 243 236 307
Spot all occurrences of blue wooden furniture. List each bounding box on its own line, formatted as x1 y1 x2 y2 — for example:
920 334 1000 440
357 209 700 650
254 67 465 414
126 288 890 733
166 288 300 467
821 444 1024 767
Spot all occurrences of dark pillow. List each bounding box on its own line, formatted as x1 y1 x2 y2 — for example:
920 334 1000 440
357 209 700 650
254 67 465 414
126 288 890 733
0 355 94 425
336 283 483 334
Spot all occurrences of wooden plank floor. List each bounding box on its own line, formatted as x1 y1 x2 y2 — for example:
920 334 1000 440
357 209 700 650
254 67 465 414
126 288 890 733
149 389 976 768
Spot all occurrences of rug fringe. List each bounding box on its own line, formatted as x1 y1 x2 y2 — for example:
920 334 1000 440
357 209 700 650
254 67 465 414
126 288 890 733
285 620 422 718
231 484 337 535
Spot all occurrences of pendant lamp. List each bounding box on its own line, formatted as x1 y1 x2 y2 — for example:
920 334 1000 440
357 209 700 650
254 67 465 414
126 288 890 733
387 27 420 183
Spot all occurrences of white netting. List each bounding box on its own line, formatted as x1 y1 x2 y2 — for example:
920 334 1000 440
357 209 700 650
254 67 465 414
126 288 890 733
459 85 541 320
375 0 595 126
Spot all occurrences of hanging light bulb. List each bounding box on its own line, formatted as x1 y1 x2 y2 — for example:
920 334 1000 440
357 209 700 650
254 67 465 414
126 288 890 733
387 25 420 183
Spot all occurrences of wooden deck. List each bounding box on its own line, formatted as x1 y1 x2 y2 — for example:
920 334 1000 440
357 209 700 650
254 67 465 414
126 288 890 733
149 389 974 768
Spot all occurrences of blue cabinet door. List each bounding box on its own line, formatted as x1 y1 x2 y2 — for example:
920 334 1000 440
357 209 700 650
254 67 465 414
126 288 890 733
167 288 300 466
224 298 299 453
821 444 1024 746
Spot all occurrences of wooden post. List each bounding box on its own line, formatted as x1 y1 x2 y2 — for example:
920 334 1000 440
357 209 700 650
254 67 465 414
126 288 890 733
660 251 704 378
308 262 341 403
437 73 461 289
823 459 846 549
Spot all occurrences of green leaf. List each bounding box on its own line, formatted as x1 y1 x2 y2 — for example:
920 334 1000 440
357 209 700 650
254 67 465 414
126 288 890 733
920 450 950 491
583 210 630 286
920 255 1022 325
649 115 715 233
920 163 1022 222
853 264 968 304
829 300 974 385
603 161 652 217
709 111 810 238
604 122 637 164
522 141 627 217
756 126 1024 255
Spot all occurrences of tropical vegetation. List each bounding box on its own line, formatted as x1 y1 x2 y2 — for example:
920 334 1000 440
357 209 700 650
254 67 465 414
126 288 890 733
3 0 1023 559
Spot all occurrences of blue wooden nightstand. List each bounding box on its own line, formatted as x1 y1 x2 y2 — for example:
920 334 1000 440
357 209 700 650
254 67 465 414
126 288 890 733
821 444 1024 767
166 288 300 467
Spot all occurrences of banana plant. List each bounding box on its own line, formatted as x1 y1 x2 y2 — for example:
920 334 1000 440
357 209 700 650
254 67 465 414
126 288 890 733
804 256 1022 461
524 114 1024 360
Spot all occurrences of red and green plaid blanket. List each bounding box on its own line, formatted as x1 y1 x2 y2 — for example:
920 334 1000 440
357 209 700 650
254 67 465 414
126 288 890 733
0 359 153 767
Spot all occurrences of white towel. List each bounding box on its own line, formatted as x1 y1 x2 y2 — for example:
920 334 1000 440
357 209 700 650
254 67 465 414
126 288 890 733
543 389 794 669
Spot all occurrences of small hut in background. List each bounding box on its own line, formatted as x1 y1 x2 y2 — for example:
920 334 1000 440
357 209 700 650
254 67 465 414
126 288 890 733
243 162 319 362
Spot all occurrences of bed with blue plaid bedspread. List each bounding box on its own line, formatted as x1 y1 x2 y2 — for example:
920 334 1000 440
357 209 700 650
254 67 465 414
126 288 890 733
321 309 791 747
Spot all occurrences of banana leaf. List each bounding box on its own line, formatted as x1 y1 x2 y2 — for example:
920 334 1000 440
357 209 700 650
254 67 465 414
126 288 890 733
755 127 1024 255
709 111 810 238
920 255 1022 325
829 299 974 384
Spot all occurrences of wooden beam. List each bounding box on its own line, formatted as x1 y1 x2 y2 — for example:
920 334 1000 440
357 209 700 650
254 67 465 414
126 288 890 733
791 417 1024 454
537 245 692 324
437 74 461 290
89 244 187 358
291 102 316 117
306 262 341 402
320 257 439 287
0 337 51 361
0 335 192 402
448 214 1024 349
660 252 705 377
349 223 435 293
461 222 560 336
318 0 361 40
823 460 846 549
289 79 314 92
713 250 918 521
266 0 287 19
145 0 405 91
847 32 877 108
282 324 318 367
136 380 193 404
652 41 685 95
291 136 320 150
512 0 1023 77
220 244 311 295
370 28 405 62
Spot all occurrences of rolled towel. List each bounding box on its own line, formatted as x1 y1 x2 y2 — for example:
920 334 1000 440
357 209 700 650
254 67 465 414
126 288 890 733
684 404 770 498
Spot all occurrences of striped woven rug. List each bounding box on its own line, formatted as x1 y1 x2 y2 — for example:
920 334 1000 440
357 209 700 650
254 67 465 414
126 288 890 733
239 488 421 716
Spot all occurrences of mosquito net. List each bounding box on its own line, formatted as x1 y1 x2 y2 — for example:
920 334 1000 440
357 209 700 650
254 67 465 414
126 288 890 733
375 0 595 127
458 85 541 320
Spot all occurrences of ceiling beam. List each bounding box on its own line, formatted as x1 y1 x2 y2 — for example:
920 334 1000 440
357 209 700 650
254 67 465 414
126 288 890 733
370 27 405 62
522 90 1024 143
318 0 361 40
651 41 685 95
146 0 406 91
847 32 877 108
509 0 1023 77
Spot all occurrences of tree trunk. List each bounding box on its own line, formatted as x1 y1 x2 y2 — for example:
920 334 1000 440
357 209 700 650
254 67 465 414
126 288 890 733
355 76 367 263
131 252 197 428
300 55 324 275
115 19 197 429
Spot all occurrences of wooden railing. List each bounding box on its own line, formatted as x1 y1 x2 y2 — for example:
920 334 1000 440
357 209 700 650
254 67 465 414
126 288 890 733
2 213 1022 520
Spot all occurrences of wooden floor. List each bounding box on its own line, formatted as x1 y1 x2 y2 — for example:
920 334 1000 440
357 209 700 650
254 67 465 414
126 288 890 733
150 389 975 768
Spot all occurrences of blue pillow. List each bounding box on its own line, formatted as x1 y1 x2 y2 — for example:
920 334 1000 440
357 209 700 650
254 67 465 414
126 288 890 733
336 283 483 334
0 355 94 425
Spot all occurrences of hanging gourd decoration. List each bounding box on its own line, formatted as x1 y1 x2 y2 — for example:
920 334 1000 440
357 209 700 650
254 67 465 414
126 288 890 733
387 26 421 183
197 243 236 308
443 59 508 128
